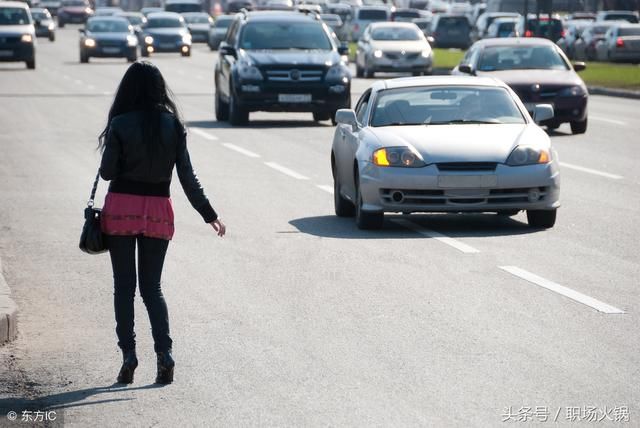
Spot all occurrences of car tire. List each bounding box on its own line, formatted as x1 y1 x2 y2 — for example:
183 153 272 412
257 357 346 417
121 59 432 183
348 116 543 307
26 58 35 69
526 209 556 228
127 53 137 63
497 209 519 217
141 48 150 57
181 49 191 57
228 91 248 126
80 52 88 63
364 64 373 79
313 111 330 122
356 64 363 78
570 118 587 134
333 173 355 217
49 33 55 42
355 174 383 230
546 121 560 131
215 88 229 121
58 21 65 28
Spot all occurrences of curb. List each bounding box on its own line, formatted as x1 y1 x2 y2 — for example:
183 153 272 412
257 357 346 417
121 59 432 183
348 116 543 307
588 86 640 100
0 257 18 344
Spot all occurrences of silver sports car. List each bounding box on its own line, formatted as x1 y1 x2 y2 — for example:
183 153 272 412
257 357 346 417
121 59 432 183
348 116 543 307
331 76 560 230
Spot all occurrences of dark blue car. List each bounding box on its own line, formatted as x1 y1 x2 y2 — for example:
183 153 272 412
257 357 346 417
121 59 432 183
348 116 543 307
79 16 138 63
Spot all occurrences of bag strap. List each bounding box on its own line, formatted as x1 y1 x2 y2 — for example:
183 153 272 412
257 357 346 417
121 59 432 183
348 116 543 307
87 169 100 208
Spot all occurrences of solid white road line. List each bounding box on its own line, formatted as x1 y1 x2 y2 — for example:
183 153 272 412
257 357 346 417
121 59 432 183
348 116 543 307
222 143 260 158
264 162 309 180
559 162 623 180
590 115 627 126
316 184 334 194
190 128 218 141
499 266 625 314
394 219 480 254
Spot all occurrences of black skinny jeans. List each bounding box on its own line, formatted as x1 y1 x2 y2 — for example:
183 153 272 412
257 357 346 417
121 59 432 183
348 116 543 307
106 235 172 353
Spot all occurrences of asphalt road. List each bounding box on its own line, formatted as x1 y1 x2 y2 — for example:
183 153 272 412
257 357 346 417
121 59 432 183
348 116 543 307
0 26 638 427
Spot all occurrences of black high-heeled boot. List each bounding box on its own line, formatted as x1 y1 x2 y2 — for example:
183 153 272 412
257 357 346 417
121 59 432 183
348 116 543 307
117 349 138 384
155 350 175 384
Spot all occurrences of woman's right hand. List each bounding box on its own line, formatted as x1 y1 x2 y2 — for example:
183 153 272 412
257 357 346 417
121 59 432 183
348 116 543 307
210 219 226 237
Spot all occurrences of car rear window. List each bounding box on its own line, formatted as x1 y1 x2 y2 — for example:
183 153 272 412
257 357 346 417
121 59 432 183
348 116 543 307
0 7 30 25
394 11 420 18
147 17 184 27
619 27 640 36
358 9 388 20
437 17 470 30
605 14 639 23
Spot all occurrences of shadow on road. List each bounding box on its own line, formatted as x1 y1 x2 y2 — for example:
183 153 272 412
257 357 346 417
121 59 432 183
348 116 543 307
185 119 332 130
290 213 539 239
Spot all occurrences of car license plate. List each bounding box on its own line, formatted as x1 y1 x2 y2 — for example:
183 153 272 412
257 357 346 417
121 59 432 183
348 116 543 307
0 50 13 57
278 94 311 103
160 43 174 49
438 175 497 188
103 47 120 54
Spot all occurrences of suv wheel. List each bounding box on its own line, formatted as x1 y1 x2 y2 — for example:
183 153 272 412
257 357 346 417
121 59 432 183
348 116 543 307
570 118 587 134
228 91 248 126
356 64 363 78
526 209 556 228
26 58 35 69
355 174 383 229
80 51 88 63
313 111 330 122
215 87 229 121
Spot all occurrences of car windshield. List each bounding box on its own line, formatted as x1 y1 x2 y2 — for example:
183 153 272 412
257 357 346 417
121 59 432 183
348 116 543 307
438 17 470 30
62 0 87 5
0 8 30 25
358 10 387 20
371 26 421 40
146 17 184 28
371 86 525 127
240 22 332 50
87 19 130 32
477 45 568 71
605 14 638 23
215 18 232 28
395 11 420 18
620 27 640 36
184 15 210 23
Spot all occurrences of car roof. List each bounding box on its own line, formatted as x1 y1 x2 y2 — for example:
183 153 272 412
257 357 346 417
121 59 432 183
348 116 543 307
244 11 320 21
472 37 555 47
0 1 29 8
376 76 509 91
147 11 183 19
357 6 390 11
369 21 419 28
88 16 129 22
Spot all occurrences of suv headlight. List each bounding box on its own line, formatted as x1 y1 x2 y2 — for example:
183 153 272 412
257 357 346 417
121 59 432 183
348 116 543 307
373 147 426 168
84 38 96 47
182 34 192 44
325 63 350 83
558 85 586 97
421 49 431 58
21 34 33 43
506 146 550 166
373 49 383 58
237 62 263 80
144 35 153 44
126 35 138 46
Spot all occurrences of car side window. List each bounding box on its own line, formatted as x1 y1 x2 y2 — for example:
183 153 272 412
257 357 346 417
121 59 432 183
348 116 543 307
226 20 239 45
355 90 371 125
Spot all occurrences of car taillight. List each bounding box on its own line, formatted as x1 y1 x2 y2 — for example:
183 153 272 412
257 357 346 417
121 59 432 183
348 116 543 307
525 30 533 37
560 29 566 37
616 37 625 47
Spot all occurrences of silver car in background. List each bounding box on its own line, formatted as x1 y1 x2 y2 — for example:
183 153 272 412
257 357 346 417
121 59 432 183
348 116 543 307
331 76 560 229
595 23 640 63
348 6 389 41
182 12 212 43
355 22 433 77
208 14 233 50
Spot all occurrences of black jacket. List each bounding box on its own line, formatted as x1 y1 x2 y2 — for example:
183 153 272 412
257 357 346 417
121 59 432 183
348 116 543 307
100 110 217 223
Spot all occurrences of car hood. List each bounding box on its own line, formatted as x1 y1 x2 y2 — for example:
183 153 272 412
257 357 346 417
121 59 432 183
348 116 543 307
0 25 35 36
144 28 188 36
369 40 428 52
188 23 209 31
87 32 130 41
369 124 547 163
241 49 339 67
477 69 584 87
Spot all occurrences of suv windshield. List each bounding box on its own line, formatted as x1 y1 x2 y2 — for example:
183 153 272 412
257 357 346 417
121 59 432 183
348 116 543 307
62 0 87 6
0 8 30 25
477 45 568 71
147 17 184 28
358 9 387 20
239 21 332 50
371 27 421 40
371 86 525 127
87 19 130 32
437 17 470 30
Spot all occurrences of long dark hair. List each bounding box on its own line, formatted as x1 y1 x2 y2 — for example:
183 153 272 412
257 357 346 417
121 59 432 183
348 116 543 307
98 61 183 152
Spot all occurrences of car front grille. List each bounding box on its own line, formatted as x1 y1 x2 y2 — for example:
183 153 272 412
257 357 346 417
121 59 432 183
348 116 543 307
98 40 125 47
436 162 497 171
0 35 21 44
154 34 181 43
510 84 566 102
384 51 419 60
380 187 548 206
264 68 324 82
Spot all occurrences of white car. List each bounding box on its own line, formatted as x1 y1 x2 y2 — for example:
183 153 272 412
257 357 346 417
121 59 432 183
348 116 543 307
331 76 560 229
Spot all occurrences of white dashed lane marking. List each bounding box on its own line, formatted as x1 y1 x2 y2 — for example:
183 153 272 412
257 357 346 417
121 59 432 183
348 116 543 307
316 185 334 194
590 115 627 126
559 162 623 180
394 219 480 254
222 143 260 158
190 128 218 141
499 266 625 314
264 162 309 180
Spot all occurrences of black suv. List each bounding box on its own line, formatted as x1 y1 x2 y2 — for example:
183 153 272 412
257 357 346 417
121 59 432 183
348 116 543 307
214 11 352 125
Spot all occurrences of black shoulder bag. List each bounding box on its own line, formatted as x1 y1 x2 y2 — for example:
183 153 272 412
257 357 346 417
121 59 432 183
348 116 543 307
79 170 108 254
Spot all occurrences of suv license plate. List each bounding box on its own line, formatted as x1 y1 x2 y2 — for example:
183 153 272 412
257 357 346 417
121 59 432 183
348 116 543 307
278 94 311 103
0 50 13 57
103 47 120 54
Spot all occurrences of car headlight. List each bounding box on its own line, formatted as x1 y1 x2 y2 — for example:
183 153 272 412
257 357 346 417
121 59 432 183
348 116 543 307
326 63 350 83
237 62 263 80
506 146 550 166
144 35 153 44
84 38 96 47
126 35 138 46
21 34 33 43
372 147 426 168
421 49 431 58
182 34 192 44
48 23 55 30
373 49 383 58
558 85 586 97
84 7 92 14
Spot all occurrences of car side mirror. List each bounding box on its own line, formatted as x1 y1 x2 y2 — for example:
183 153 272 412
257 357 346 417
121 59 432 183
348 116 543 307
533 104 554 123
78 28 85 34
335 109 358 130
337 43 349 55
219 42 236 57
572 62 586 72
458 64 474 75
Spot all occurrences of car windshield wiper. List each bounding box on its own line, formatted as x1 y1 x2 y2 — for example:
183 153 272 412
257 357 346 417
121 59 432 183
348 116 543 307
427 119 503 125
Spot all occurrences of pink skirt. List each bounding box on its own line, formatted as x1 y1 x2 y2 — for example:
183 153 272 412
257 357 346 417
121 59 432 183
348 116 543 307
101 192 175 240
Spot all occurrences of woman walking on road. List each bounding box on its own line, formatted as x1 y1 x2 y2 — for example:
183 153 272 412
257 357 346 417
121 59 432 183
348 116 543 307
98 61 226 385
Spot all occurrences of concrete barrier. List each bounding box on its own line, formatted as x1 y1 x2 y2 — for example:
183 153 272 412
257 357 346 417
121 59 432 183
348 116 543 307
0 257 18 344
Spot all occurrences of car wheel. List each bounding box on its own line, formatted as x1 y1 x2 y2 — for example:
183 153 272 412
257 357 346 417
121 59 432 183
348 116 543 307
181 48 191 57
80 51 88 63
497 209 519 216
546 121 560 131
570 118 587 134
215 87 229 121
356 64 363 78
526 209 556 228
26 58 35 69
49 33 55 42
141 48 150 57
364 64 373 79
228 91 248 126
58 21 65 28
313 111 330 122
355 174 383 230
333 169 355 217
127 54 137 63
